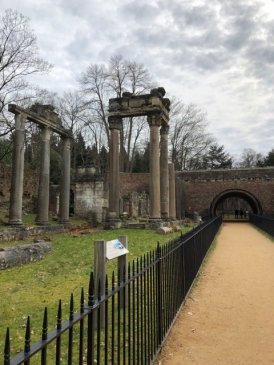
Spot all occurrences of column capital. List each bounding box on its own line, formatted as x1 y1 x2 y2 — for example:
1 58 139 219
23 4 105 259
160 124 169 135
147 114 162 127
108 117 123 130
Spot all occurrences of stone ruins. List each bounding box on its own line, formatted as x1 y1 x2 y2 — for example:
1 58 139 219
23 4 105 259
8 103 73 226
6 87 179 228
107 87 176 226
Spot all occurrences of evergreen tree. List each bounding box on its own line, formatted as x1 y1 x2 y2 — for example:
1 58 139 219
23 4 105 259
259 149 274 167
99 146 108 173
0 138 12 165
202 143 232 169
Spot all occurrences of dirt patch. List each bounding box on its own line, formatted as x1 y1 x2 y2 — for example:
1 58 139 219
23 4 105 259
156 223 274 365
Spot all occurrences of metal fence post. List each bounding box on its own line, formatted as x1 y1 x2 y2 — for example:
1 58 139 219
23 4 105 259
156 243 163 347
118 235 128 308
94 240 106 328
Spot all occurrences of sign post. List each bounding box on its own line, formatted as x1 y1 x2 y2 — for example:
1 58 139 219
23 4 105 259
94 235 129 327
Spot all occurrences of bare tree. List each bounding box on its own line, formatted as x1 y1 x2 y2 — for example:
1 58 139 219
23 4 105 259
169 99 213 170
0 9 52 136
237 148 263 168
80 64 110 145
79 56 154 172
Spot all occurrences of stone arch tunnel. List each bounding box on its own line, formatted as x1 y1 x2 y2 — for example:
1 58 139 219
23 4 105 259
176 168 274 218
209 189 263 216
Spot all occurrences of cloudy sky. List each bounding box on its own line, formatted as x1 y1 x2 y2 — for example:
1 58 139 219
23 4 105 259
1 0 274 160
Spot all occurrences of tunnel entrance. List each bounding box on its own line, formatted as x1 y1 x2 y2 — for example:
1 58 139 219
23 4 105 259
210 189 262 219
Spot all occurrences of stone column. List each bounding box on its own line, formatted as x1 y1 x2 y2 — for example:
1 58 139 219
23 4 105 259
59 137 71 224
169 163 176 219
148 114 161 220
108 117 122 219
9 113 26 226
36 127 51 225
160 124 169 219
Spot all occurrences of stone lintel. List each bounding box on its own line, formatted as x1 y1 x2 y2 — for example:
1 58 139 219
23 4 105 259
108 89 170 124
8 104 72 139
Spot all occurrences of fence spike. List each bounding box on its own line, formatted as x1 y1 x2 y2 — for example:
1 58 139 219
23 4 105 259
88 272 95 306
57 300 62 331
123 264 126 282
24 316 31 354
42 307 48 341
132 260 135 275
128 261 131 278
118 267 121 285
156 242 160 258
69 293 74 321
4 328 10 365
112 271 115 291
80 288 84 314
105 274 109 295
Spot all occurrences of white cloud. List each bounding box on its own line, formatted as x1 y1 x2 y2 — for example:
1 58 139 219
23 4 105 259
1 0 274 159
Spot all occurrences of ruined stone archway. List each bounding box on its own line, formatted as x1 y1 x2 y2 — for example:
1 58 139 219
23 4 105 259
210 189 263 217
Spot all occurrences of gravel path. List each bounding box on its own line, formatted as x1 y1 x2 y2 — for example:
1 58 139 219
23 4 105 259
156 223 274 365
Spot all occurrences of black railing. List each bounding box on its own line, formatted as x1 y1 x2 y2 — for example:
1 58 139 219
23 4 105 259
4 216 222 365
249 213 274 237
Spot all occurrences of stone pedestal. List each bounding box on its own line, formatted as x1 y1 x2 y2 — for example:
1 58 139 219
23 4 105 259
9 114 26 226
169 163 176 219
36 127 51 225
148 115 161 220
59 137 71 224
108 117 122 221
160 125 169 219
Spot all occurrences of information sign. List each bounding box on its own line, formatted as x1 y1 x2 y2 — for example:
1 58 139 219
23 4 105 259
106 239 129 260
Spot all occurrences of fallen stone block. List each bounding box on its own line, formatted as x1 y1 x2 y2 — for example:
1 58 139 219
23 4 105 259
0 241 51 270
156 227 173 234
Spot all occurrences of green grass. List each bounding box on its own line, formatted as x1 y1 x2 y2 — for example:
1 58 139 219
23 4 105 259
0 211 87 230
0 226 190 357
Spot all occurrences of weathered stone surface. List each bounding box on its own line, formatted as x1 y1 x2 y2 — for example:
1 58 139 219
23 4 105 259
0 225 65 241
0 241 51 269
156 226 173 234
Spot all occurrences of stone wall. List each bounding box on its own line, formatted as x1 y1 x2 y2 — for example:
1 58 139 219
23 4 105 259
74 177 108 222
120 173 149 195
74 172 150 220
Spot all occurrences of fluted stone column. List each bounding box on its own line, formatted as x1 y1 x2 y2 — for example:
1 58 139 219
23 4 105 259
160 124 169 219
59 137 71 224
169 163 176 219
36 126 51 225
108 117 122 218
148 114 161 220
9 113 26 226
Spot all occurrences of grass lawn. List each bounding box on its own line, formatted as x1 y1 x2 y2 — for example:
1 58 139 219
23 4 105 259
0 224 191 357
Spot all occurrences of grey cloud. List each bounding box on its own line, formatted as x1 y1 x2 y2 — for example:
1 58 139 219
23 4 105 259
220 0 261 19
195 50 230 71
121 1 161 23
163 1 217 28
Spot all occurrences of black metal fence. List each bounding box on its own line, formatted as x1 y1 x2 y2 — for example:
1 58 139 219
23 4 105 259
249 213 274 237
4 216 222 365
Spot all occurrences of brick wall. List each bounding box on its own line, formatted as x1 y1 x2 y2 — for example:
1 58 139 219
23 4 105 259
176 168 274 217
0 165 39 204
